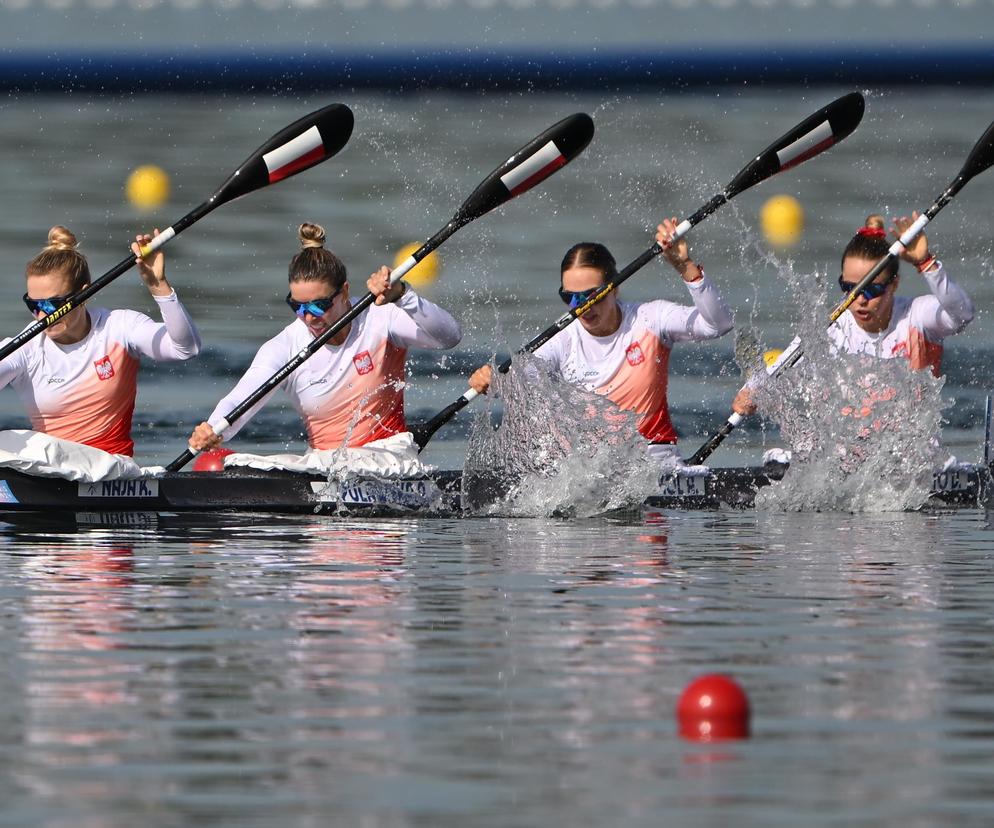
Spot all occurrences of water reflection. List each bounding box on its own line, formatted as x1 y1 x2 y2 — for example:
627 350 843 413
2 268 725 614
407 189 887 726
1 509 994 822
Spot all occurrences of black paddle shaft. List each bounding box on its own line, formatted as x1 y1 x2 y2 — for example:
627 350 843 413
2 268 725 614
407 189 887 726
168 113 597 472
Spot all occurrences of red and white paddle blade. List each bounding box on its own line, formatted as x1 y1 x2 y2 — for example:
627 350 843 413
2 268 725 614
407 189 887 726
213 102 355 204
455 112 595 224
725 92 865 198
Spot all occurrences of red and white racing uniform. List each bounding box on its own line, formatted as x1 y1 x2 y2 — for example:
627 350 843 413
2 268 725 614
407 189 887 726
0 292 202 456
827 261 974 374
535 274 733 457
208 287 461 449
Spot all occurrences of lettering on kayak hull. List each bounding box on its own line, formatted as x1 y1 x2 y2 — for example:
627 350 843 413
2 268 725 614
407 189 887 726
310 478 439 509
657 471 711 498
932 468 973 493
77 480 160 498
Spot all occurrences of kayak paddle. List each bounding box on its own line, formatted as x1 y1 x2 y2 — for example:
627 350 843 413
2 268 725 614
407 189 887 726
688 115 994 466
166 112 596 472
411 91 866 452
0 102 355 362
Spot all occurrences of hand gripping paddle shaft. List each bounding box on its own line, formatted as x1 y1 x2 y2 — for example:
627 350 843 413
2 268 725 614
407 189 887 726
0 103 355 362
412 92 866 452
167 113 596 472
687 115 994 466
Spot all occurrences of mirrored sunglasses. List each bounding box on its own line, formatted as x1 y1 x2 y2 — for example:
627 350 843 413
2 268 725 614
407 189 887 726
558 285 604 311
838 274 894 302
23 292 72 316
285 285 344 318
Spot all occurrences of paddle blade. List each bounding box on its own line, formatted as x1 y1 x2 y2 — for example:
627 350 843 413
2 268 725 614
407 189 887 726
453 113 595 226
211 103 354 205
958 119 994 182
725 92 865 199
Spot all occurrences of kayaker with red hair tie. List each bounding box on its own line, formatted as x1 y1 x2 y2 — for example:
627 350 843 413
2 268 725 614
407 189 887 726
734 212 975 418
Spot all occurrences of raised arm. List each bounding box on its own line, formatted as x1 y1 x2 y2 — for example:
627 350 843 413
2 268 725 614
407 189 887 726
366 266 462 350
126 231 202 360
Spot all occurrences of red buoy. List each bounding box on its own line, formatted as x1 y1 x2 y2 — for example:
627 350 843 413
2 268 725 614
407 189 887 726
676 673 751 742
191 448 235 472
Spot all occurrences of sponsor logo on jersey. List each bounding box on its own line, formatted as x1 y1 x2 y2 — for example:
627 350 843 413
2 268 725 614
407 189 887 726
93 355 115 381
47 377 65 384
625 342 645 366
353 351 374 375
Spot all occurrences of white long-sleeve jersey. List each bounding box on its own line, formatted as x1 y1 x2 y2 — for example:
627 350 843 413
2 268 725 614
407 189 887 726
535 274 734 444
208 287 461 449
0 291 202 456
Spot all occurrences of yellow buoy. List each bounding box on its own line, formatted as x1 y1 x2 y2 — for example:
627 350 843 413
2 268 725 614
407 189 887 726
763 349 784 367
760 194 804 248
393 242 441 288
126 165 170 210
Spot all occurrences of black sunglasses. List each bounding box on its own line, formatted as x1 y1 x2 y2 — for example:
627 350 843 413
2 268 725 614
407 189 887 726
23 292 73 316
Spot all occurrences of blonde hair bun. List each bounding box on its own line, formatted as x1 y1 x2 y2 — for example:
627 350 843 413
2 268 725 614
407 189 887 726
864 214 885 231
46 225 79 252
298 222 326 250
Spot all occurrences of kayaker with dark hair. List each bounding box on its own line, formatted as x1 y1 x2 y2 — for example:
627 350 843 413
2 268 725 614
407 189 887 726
468 218 735 466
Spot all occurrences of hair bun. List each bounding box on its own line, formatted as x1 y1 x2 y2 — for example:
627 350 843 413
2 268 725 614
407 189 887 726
857 214 887 238
298 222 326 250
46 225 79 252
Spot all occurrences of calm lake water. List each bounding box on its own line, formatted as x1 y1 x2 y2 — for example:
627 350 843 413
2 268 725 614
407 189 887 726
1 90 994 825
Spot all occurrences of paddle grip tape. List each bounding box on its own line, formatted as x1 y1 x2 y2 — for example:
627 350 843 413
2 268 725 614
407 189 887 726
672 219 693 241
890 213 930 256
391 255 417 283
214 417 232 440
728 412 744 427
139 226 177 257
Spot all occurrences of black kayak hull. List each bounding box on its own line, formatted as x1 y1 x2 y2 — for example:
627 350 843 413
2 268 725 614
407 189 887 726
0 461 988 520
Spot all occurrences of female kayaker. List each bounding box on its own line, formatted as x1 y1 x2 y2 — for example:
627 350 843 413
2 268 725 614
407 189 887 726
468 218 735 465
0 225 201 457
187 222 462 453
733 213 975 417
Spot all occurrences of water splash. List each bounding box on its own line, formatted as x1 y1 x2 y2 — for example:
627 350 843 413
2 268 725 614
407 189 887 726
753 269 948 513
462 354 659 518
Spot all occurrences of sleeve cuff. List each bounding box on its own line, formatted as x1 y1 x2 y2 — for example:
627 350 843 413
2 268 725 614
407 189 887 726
396 284 420 310
684 269 709 289
152 288 179 303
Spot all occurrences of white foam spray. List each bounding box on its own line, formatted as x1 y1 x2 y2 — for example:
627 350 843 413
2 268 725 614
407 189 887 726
753 270 948 512
462 355 660 518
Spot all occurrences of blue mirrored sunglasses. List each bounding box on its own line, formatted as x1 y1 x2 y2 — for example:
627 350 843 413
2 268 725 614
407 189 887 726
838 274 894 302
285 285 344 318
558 285 604 311
23 292 72 316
